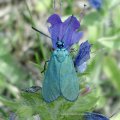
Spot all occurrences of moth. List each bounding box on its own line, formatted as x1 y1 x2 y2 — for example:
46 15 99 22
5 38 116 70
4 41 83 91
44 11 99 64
32 14 91 103
42 40 80 102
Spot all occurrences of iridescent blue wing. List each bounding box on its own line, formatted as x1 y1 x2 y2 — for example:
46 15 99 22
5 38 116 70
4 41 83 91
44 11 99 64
60 54 79 101
84 112 109 120
42 54 60 102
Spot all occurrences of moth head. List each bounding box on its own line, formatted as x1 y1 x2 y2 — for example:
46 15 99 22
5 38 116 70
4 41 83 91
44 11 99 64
56 38 64 49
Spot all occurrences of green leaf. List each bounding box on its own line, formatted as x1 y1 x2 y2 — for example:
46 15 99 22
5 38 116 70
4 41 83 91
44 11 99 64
103 56 120 91
2 88 98 120
109 0 120 8
16 106 33 118
64 90 98 115
83 11 103 26
35 0 51 12
88 25 99 42
0 54 28 84
0 96 20 110
0 74 6 89
113 6 120 29
110 112 120 120
98 34 120 50
0 37 11 56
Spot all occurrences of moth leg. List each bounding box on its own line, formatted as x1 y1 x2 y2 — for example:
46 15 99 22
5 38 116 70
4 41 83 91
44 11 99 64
70 48 77 53
41 60 50 73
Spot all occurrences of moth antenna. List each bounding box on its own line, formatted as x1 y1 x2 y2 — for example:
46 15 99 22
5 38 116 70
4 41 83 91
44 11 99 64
32 27 51 39
79 4 87 22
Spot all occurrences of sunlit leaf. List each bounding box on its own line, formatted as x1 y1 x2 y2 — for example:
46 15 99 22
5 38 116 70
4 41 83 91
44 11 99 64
98 34 120 50
110 112 120 120
35 0 51 12
83 11 103 25
104 56 120 91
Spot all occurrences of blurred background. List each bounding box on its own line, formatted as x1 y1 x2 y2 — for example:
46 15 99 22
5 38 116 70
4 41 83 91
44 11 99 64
0 0 120 119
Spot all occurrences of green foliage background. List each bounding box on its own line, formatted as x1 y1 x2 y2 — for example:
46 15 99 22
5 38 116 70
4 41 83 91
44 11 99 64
0 0 120 119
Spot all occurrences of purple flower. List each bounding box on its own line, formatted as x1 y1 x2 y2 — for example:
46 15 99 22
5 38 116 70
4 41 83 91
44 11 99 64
74 41 91 73
76 62 87 73
88 0 102 9
84 112 109 120
47 14 83 49
81 85 91 95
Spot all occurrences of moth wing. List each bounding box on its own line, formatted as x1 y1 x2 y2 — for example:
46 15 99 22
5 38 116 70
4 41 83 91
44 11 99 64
60 55 79 101
42 54 60 102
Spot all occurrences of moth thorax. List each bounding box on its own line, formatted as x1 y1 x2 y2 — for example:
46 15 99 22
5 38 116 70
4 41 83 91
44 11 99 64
54 49 67 63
